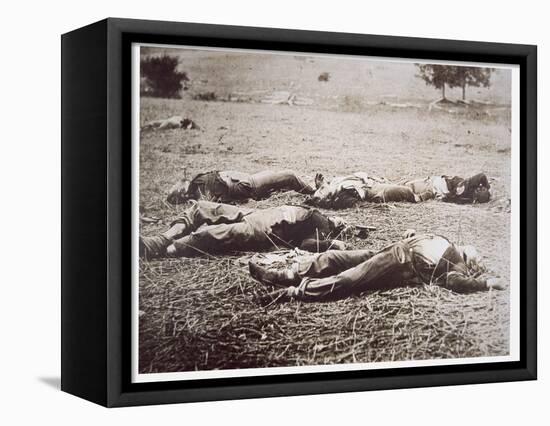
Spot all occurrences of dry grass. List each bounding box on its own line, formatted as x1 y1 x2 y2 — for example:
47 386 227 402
139 255 508 372
138 51 511 373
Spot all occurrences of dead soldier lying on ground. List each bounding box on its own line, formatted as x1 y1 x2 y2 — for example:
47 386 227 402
141 115 199 131
249 230 505 304
140 200 347 259
308 172 491 209
167 170 316 204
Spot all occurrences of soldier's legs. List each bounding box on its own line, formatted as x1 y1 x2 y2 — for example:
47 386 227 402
140 201 254 259
290 243 412 301
297 249 377 278
249 249 376 288
169 221 260 257
252 170 316 197
369 184 418 203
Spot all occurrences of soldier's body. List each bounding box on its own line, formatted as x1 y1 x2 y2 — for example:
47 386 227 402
167 170 316 204
140 200 347 259
308 172 491 208
249 232 504 303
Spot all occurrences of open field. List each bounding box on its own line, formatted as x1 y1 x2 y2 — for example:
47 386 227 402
138 50 512 374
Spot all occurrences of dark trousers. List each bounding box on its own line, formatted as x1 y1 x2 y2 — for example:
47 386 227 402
234 170 315 199
168 201 330 257
367 183 418 203
294 243 415 301
169 201 258 256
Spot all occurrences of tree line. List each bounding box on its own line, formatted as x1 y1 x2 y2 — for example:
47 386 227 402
140 54 495 102
416 64 494 101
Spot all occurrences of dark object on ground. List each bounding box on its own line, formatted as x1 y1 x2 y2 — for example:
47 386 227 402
181 118 199 129
193 91 217 101
318 72 330 82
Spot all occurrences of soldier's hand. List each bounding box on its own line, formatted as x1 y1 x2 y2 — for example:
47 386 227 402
314 172 325 189
486 278 506 290
403 229 416 239
330 240 347 250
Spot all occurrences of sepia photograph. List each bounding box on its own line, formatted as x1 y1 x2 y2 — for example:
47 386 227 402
132 43 519 382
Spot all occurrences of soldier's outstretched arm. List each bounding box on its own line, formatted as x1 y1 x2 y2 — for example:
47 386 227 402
441 272 504 293
299 238 346 252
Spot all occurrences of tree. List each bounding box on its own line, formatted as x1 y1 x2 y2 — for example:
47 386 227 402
140 55 189 98
416 64 493 101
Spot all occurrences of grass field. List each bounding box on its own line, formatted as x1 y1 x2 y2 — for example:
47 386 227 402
138 49 512 374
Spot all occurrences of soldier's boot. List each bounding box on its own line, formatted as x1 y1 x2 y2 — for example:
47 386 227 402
248 260 300 287
139 235 171 259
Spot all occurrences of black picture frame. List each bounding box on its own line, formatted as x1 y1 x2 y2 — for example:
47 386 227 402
61 17 537 407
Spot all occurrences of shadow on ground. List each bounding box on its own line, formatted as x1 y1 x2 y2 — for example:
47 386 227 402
38 376 60 390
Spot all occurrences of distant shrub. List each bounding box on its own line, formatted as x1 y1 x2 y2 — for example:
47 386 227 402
318 72 330 82
182 143 203 154
140 55 189 98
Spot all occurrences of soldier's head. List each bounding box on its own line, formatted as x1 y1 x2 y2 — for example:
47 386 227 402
473 186 491 204
308 175 361 209
167 179 190 205
307 173 330 206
